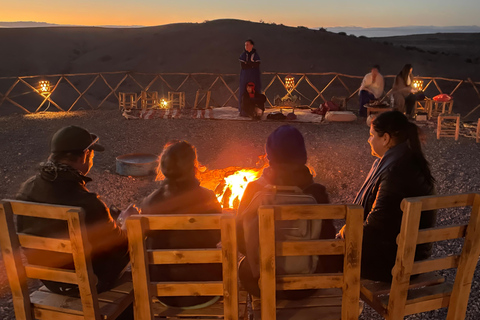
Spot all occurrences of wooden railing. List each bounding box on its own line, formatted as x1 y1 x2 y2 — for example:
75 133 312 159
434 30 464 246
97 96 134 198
0 71 479 118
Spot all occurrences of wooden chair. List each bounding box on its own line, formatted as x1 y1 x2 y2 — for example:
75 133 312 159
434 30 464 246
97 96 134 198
126 213 239 319
437 113 460 141
255 204 364 320
0 200 133 320
167 92 186 109
194 90 212 109
361 193 480 320
119 92 138 110
140 91 159 110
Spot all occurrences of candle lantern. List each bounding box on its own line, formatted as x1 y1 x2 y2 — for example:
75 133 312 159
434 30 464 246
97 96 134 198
412 79 424 91
285 75 295 92
38 80 51 96
159 98 169 109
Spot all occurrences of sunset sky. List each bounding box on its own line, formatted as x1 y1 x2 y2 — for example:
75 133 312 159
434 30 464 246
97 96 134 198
1 0 479 28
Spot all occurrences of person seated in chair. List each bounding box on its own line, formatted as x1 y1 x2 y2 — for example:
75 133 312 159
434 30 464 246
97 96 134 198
140 141 223 308
241 82 267 120
358 65 384 117
16 125 138 295
338 111 436 282
236 125 339 297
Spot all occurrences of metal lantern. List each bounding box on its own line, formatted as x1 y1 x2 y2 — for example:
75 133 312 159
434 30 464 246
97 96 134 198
412 79 424 91
285 75 295 92
38 80 51 95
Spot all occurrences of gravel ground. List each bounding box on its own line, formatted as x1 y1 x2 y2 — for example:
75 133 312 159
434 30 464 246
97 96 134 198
0 109 479 319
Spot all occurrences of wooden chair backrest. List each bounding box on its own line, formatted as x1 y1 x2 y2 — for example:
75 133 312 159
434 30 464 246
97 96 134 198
258 204 364 320
118 92 138 110
140 91 159 109
126 213 238 320
389 193 480 319
0 200 101 320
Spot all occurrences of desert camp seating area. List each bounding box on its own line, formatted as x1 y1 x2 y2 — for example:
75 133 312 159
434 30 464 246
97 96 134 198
1 193 480 319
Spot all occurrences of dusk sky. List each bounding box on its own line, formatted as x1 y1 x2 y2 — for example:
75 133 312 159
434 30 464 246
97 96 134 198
1 0 479 28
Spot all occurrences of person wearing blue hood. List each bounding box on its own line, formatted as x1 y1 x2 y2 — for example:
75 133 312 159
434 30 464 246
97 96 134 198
238 39 262 117
236 125 338 297
338 111 436 282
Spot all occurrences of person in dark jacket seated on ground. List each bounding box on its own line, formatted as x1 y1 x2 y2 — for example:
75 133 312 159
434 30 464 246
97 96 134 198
16 125 138 295
140 141 223 309
241 82 266 120
236 125 339 297
338 110 436 282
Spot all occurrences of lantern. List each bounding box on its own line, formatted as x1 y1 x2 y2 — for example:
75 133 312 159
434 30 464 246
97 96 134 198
285 75 295 92
412 79 424 91
38 80 51 96
159 98 169 109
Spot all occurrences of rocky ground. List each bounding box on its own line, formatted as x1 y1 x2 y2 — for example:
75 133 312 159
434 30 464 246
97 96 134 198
0 109 479 319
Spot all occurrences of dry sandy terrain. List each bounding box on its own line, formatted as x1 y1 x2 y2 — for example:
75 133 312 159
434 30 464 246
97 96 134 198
0 110 479 319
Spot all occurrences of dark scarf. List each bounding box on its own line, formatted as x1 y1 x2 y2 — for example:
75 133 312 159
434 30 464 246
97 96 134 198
354 142 410 209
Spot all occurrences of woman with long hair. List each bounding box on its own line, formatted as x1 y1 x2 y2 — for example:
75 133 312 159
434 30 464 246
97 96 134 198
340 111 436 281
391 64 417 116
140 141 222 308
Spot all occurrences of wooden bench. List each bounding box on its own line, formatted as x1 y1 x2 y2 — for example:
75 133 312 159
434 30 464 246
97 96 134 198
126 213 240 319
254 204 364 320
0 200 133 320
360 193 480 320
437 113 460 141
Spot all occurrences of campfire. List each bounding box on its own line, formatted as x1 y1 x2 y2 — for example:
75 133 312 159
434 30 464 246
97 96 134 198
197 156 267 210
199 166 263 210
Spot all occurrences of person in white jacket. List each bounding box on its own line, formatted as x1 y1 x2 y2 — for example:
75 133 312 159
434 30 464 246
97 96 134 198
358 65 384 117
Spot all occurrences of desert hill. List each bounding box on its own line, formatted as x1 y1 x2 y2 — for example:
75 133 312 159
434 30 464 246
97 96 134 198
0 19 479 79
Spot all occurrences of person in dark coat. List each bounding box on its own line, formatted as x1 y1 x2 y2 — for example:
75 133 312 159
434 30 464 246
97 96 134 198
339 111 436 282
16 125 137 295
241 82 266 120
236 125 338 297
140 141 223 308
239 39 262 116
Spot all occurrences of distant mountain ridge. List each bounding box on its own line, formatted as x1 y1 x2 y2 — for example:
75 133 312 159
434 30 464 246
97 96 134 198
326 26 480 37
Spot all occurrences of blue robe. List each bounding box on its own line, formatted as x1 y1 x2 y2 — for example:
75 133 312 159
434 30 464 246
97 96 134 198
239 49 262 114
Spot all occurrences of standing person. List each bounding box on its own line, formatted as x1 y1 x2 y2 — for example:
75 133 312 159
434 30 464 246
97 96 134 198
16 125 138 295
338 111 436 282
239 39 262 116
358 65 384 117
140 141 222 308
241 82 267 120
391 64 417 117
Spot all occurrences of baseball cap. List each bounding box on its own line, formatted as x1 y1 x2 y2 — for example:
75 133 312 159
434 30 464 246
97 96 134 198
50 126 105 153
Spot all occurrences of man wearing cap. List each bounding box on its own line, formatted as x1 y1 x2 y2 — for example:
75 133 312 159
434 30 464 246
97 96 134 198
16 125 135 294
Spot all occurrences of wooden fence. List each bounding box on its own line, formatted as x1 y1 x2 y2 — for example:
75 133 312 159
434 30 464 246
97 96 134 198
0 71 479 118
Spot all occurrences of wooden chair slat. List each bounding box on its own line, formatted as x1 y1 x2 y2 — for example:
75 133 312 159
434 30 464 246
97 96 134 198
9 200 79 220
274 205 347 220
276 239 345 256
143 213 221 230
401 193 474 211
18 234 72 253
126 216 153 320
148 248 222 264
342 205 364 319
276 274 344 290
259 207 277 320
220 214 239 320
33 308 85 320
25 265 78 284
154 281 224 296
253 293 343 309
152 301 225 317
416 225 467 244
411 255 460 275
